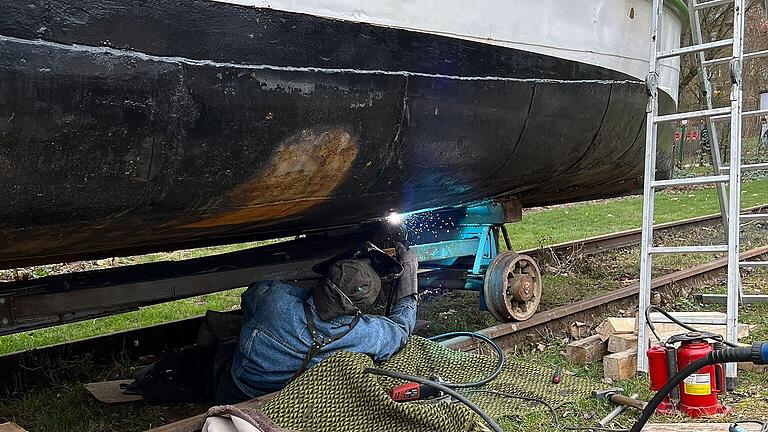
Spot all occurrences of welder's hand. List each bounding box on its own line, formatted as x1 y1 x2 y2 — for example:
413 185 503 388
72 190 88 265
395 242 418 299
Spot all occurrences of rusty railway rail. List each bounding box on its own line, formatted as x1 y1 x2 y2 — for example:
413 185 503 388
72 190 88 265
1 206 766 392
520 203 766 260
447 245 768 352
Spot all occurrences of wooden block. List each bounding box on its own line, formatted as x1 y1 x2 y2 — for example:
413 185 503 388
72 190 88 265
642 423 760 431
565 334 607 364
608 333 638 353
0 423 28 432
85 380 144 404
597 318 635 341
603 348 637 381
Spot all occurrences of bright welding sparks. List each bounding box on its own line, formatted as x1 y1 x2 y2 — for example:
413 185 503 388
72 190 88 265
386 212 404 225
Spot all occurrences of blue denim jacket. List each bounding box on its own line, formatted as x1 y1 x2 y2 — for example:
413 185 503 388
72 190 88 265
231 280 417 397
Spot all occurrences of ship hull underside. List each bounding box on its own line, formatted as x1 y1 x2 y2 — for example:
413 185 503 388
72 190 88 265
0 0 675 268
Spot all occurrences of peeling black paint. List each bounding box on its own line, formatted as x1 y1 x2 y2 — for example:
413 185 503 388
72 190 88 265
0 1 674 269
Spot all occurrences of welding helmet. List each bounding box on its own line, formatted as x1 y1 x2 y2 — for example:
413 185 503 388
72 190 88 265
312 241 403 282
313 258 382 321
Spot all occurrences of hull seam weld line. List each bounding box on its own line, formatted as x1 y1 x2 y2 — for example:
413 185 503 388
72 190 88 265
0 35 644 86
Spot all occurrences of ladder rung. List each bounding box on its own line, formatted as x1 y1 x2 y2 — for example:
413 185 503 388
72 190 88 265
650 245 729 254
741 214 768 222
704 49 768 66
743 109 768 119
713 108 768 121
740 261 768 268
657 39 733 60
693 0 734 10
655 107 731 124
696 294 768 305
652 175 729 189
721 163 768 172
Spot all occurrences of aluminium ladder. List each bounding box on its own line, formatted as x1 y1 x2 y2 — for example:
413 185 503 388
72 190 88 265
637 0 768 388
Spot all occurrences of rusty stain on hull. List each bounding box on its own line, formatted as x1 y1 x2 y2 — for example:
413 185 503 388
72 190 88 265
184 127 358 228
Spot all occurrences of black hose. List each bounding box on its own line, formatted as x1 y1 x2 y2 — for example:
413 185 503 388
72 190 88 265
631 344 762 432
427 331 505 388
365 367 504 432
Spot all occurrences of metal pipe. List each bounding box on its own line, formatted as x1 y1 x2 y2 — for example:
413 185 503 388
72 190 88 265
598 393 639 427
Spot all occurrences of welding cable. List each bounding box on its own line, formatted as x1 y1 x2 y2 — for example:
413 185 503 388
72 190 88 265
427 332 505 388
460 389 632 432
645 305 738 348
465 389 560 429
630 342 768 432
564 427 629 432
364 367 503 432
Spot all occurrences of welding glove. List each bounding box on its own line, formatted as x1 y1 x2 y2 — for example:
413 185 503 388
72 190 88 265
395 242 418 299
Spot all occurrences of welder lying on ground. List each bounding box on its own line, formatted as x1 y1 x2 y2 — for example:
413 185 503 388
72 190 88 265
212 242 419 404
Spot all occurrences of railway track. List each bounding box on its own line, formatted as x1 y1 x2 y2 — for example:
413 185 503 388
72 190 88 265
447 245 768 352
1 206 766 391
521 203 765 259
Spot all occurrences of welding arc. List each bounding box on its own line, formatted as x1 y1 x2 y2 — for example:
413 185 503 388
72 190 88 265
427 331 505 388
364 367 504 432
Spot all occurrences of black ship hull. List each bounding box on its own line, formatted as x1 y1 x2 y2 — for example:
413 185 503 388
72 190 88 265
0 0 675 269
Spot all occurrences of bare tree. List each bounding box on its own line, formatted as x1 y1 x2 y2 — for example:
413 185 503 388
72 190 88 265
678 0 768 137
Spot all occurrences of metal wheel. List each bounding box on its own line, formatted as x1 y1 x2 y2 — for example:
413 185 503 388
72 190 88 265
483 252 542 322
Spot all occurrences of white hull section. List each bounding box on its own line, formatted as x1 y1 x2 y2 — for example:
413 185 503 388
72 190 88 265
215 0 683 104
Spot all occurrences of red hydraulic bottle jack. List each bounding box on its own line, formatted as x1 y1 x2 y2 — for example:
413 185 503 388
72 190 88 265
647 345 676 414
676 336 729 417
646 331 731 417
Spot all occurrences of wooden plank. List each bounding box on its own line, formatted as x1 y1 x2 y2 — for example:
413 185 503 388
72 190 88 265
642 423 760 431
147 392 277 432
603 348 637 381
648 311 726 325
565 334 607 364
597 318 635 341
85 380 144 404
608 333 638 353
656 323 750 340
0 423 28 432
